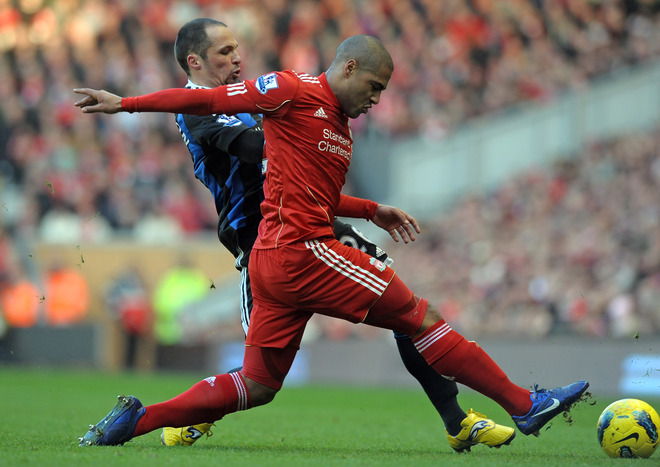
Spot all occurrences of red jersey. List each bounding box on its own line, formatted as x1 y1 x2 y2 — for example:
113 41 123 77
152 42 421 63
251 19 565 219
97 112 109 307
124 71 376 249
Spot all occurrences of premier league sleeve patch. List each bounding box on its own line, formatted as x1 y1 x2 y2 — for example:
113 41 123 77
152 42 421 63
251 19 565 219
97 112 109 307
215 114 243 127
256 73 279 94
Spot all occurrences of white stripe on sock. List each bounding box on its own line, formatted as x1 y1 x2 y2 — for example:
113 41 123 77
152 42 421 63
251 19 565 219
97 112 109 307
414 323 452 353
230 372 248 411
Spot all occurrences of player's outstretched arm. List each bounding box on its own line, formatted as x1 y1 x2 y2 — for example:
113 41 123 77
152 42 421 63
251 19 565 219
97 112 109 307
371 204 421 244
74 88 124 114
75 86 229 116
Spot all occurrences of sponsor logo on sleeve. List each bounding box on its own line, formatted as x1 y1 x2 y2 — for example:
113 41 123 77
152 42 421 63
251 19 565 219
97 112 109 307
256 73 279 94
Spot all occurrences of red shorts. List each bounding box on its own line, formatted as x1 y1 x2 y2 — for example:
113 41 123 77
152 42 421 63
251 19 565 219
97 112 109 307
243 239 426 388
243 238 426 389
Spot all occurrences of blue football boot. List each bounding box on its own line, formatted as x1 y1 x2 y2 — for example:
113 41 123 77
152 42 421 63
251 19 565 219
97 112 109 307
512 381 589 436
79 395 145 446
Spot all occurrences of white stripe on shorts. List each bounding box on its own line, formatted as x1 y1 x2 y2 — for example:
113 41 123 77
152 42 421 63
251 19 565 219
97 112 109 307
305 239 388 296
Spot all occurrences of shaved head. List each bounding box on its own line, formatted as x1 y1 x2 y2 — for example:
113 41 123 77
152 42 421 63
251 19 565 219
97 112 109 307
329 35 393 75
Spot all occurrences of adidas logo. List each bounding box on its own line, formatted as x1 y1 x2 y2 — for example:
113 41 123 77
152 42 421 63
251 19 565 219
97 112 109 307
314 107 328 118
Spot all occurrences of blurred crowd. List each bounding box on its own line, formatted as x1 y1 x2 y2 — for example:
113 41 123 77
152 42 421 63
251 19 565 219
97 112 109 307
1 0 660 243
388 129 660 339
1 0 660 340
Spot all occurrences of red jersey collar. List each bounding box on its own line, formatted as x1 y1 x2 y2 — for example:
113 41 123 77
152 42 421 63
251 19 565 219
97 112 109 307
318 72 343 114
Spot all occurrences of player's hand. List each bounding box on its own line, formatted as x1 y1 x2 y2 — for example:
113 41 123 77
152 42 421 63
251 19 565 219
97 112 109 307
371 204 420 244
73 88 124 114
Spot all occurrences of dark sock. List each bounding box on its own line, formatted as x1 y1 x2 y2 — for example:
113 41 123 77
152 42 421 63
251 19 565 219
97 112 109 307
394 333 466 435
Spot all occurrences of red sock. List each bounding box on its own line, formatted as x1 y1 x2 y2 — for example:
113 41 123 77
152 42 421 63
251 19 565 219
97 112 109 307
413 320 532 416
134 372 251 436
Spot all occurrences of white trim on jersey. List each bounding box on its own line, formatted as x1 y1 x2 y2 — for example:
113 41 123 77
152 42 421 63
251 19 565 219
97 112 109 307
414 322 453 353
296 72 321 84
305 239 388 296
227 83 247 96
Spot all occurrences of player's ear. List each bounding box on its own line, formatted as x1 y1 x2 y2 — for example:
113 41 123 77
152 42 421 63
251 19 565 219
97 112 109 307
344 59 358 79
187 54 202 71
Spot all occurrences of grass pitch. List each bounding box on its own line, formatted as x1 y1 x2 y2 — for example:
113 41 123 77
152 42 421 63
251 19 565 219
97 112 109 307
1 366 658 466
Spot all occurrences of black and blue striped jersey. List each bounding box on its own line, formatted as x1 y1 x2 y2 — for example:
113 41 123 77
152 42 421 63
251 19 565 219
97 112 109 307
174 83 265 269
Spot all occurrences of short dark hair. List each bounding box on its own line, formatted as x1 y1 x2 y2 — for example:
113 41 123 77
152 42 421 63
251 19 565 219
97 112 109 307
174 18 227 76
330 35 393 75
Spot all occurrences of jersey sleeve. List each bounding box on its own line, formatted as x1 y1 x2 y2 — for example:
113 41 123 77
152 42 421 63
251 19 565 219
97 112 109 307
122 71 299 117
336 194 379 220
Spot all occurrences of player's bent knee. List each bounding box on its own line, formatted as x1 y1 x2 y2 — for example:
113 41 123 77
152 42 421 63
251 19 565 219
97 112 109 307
424 303 443 322
241 345 296 401
412 304 445 338
243 376 279 406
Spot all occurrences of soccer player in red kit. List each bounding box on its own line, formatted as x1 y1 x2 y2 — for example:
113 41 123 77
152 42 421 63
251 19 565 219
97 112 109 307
75 34 588 447
163 18 515 450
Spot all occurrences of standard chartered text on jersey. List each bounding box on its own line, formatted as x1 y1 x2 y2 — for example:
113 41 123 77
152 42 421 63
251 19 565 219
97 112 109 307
319 127 352 161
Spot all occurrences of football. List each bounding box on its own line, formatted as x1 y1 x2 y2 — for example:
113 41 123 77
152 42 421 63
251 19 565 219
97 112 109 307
597 398 660 458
